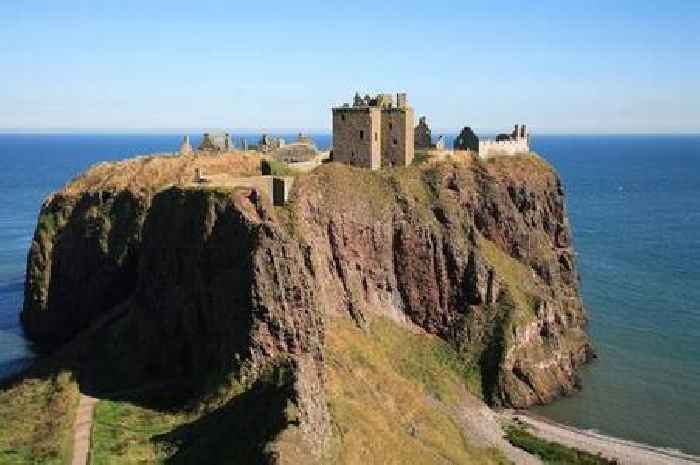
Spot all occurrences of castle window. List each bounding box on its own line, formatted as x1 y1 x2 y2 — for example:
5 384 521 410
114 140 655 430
393 138 398 146
374 132 377 141
341 114 345 121
389 122 393 130
360 130 364 140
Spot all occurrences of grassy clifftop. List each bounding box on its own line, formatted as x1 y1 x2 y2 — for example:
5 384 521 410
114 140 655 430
61 151 262 195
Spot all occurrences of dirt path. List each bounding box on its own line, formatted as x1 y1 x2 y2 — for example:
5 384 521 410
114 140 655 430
502 410 700 465
71 393 97 465
451 396 542 465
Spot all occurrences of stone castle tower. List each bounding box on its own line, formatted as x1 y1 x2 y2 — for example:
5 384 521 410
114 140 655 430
332 92 415 170
414 116 432 149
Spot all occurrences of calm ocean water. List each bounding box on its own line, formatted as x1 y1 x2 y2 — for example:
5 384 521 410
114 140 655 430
0 133 699 454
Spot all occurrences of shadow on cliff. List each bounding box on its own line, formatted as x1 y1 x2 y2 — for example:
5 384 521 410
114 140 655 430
22 190 144 347
15 186 267 411
152 365 296 465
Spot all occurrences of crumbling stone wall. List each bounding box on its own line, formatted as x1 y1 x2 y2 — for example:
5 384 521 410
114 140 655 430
414 116 432 149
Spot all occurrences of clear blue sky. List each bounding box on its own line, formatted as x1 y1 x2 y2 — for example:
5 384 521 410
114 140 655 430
1 0 698 133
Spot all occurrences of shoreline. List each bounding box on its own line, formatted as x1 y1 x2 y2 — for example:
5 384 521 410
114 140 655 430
500 409 700 465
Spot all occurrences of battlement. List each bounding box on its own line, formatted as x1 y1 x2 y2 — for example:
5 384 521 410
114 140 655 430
334 92 411 111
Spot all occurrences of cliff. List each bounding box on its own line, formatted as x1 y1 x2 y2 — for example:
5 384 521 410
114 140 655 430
18 152 592 463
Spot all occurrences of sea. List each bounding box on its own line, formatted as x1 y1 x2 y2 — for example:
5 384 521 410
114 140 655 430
0 133 699 455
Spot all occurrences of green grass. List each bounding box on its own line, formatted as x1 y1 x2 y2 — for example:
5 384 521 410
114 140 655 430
506 426 618 465
91 400 187 465
0 371 79 465
372 317 482 401
88 361 301 465
326 316 509 465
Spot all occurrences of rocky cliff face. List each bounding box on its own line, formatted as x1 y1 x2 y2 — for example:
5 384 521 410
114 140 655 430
21 153 591 462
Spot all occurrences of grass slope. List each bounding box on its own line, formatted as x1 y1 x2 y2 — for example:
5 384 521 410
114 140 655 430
0 371 79 465
325 316 510 465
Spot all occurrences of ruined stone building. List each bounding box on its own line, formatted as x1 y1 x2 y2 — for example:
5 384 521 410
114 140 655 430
270 133 319 163
414 116 446 150
453 127 479 152
479 124 529 158
258 134 285 153
332 92 415 170
453 124 530 159
198 133 232 152
414 116 433 149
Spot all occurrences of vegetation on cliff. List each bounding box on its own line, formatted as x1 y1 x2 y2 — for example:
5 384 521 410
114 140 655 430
505 426 617 465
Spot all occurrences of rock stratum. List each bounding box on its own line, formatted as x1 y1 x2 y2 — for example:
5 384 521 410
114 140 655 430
17 152 592 464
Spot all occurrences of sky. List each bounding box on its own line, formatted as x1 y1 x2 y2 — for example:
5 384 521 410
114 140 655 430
0 0 698 133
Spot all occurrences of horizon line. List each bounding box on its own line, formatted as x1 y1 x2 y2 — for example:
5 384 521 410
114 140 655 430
1 128 699 136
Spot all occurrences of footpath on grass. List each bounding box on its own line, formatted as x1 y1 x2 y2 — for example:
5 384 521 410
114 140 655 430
71 393 97 465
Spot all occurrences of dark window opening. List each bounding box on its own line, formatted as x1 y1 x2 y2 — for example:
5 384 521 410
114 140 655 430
341 114 345 121
374 132 378 141
360 130 364 139
393 138 398 146
389 122 393 130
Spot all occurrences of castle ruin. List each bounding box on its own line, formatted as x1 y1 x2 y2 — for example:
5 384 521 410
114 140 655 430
478 124 529 157
414 116 432 149
258 134 285 153
414 116 445 150
198 132 232 152
453 127 479 152
453 124 529 158
332 92 415 170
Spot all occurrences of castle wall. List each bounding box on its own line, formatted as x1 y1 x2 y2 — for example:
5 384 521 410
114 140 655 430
332 107 381 169
478 138 529 159
380 107 415 167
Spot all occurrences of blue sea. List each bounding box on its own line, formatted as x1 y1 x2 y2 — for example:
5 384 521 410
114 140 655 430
1 133 699 455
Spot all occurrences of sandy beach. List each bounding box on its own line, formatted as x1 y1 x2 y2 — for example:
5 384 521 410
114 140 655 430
500 410 700 465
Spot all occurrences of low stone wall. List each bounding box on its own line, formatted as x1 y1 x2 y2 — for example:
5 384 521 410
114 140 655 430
194 174 295 206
